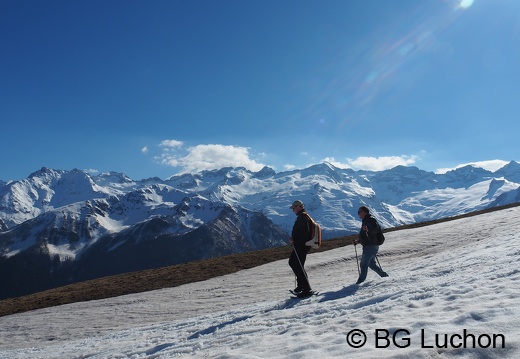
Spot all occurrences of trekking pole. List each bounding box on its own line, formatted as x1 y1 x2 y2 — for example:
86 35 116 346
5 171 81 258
354 243 360 276
375 255 384 271
293 246 310 285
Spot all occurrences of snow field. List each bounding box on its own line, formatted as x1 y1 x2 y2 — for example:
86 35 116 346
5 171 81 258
0 206 518 358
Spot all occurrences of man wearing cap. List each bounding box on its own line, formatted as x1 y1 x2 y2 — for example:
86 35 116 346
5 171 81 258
288 200 313 296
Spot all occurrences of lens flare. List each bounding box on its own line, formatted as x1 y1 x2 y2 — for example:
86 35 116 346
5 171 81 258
459 0 474 9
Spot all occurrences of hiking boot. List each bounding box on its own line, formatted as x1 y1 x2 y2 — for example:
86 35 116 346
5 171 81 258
293 287 303 294
297 289 313 298
381 272 389 277
355 279 364 285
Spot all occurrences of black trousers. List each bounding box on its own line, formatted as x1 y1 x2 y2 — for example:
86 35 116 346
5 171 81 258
289 245 312 291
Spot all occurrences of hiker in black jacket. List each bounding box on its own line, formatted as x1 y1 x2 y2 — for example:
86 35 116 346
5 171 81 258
353 206 389 284
288 200 313 296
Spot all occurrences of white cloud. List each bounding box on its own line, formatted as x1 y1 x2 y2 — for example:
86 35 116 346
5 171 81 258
322 155 418 171
152 141 425 174
141 146 149 154
435 160 509 174
350 155 418 171
160 139 184 148
157 142 265 173
321 157 353 170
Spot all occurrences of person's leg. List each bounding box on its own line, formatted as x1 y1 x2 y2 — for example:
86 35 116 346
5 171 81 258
356 246 373 284
289 248 311 291
356 246 378 284
367 246 388 277
295 247 311 291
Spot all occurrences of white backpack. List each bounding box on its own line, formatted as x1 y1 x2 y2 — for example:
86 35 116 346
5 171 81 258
304 213 322 249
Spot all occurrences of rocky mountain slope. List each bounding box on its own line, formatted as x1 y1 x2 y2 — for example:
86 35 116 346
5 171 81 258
1 161 519 299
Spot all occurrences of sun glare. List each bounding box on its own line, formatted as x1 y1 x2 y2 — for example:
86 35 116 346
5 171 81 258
459 0 474 9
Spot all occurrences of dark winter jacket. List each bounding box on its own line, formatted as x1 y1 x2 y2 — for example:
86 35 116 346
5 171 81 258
291 210 313 249
358 214 382 246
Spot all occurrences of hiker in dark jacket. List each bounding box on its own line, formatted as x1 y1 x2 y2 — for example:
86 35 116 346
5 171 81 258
288 200 313 296
353 206 388 284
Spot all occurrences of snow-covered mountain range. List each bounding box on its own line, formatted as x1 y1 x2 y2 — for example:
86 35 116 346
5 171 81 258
1 161 519 299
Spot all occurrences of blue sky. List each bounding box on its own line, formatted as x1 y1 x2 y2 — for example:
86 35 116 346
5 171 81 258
1 0 519 182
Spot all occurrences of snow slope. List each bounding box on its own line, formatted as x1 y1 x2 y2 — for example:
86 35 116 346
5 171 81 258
0 206 519 358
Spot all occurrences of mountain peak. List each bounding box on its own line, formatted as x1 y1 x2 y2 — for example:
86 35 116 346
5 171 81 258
28 167 64 179
253 166 276 179
495 160 520 182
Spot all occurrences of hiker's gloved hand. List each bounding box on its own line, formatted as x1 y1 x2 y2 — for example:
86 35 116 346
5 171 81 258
353 239 358 245
288 237 294 245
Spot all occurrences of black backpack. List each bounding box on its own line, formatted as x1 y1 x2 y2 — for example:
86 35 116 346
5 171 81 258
376 222 385 245
376 221 385 245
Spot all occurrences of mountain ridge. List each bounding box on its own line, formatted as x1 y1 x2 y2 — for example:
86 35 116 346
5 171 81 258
1 161 519 299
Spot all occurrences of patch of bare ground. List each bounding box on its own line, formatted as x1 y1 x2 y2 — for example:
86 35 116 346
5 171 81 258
1 202 518 317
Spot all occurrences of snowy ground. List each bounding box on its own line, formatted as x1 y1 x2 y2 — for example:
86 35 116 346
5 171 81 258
0 206 519 359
